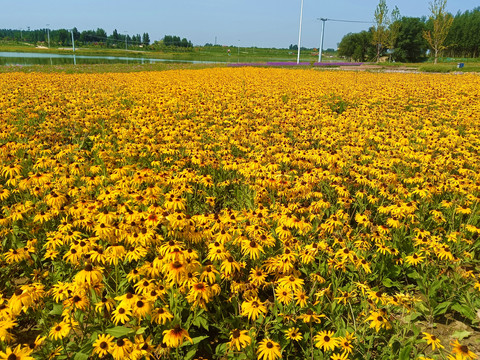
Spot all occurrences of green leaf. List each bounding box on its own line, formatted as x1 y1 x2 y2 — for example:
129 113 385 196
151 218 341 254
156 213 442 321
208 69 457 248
406 270 421 280
434 301 452 316
192 315 209 330
399 345 412 360
184 335 208 347
382 278 394 288
49 304 63 316
451 330 471 340
215 342 228 356
389 265 402 277
106 326 134 338
73 353 89 360
184 347 198 360
136 327 147 335
452 304 477 321
430 280 443 294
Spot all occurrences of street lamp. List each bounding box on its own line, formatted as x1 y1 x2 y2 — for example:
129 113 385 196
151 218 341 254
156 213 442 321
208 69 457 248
46 24 50 48
297 0 304 64
71 29 76 65
318 18 327 63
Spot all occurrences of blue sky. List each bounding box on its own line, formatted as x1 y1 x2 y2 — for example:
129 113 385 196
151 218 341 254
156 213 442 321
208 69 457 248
1 0 478 49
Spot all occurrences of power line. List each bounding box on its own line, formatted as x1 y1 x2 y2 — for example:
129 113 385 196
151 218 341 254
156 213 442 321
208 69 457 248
318 18 374 24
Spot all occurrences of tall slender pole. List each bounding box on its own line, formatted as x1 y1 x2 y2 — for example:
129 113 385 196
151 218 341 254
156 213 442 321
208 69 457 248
124 31 128 51
297 0 304 64
46 24 50 48
319 18 327 63
71 29 76 65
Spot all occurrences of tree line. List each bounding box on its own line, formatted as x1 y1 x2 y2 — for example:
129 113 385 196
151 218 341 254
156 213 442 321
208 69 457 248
338 2 479 63
0 28 151 48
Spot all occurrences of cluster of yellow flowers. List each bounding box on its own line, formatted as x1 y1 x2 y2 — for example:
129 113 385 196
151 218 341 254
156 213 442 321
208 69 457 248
0 68 479 360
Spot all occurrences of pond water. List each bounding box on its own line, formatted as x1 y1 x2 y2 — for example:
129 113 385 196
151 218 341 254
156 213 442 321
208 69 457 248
0 51 216 66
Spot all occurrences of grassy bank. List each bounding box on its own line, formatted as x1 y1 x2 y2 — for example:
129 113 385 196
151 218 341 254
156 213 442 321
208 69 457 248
0 42 342 64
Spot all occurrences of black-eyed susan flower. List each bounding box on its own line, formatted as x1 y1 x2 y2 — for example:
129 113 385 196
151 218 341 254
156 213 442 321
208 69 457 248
111 306 132 325
294 289 308 307
331 352 349 360
249 267 267 287
93 333 114 357
241 297 267 321
299 308 325 323
228 329 252 351
405 253 425 266
275 285 293 305
450 339 477 360
366 310 391 332
314 330 340 352
151 306 174 325
95 296 115 314
49 321 71 340
277 275 304 291
285 327 303 341
257 338 282 360
422 332 443 351
162 325 191 348
0 319 16 342
132 298 152 320
111 338 133 360
74 264 103 285
0 345 34 360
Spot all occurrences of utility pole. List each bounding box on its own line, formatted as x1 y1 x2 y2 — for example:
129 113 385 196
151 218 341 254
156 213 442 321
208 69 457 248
297 0 304 64
237 40 240 63
71 29 76 65
46 24 50 48
318 18 327 63
124 31 128 51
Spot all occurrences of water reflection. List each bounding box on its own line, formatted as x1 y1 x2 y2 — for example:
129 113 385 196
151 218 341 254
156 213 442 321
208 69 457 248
0 52 216 66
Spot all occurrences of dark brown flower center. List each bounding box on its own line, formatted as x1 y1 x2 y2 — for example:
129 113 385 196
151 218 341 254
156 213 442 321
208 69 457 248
195 283 205 290
172 261 183 269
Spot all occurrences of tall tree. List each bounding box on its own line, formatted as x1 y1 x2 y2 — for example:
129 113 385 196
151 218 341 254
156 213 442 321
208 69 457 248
372 0 389 62
394 17 428 62
339 31 375 62
423 0 454 63
142 33 150 46
386 6 401 60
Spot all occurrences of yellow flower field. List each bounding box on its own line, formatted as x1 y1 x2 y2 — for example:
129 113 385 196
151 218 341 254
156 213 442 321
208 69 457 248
0 68 479 360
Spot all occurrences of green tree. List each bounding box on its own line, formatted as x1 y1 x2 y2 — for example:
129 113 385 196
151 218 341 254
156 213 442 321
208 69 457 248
339 31 374 62
372 0 389 62
142 33 150 46
446 8 480 57
394 17 428 62
423 0 454 63
386 6 401 60
57 29 70 45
